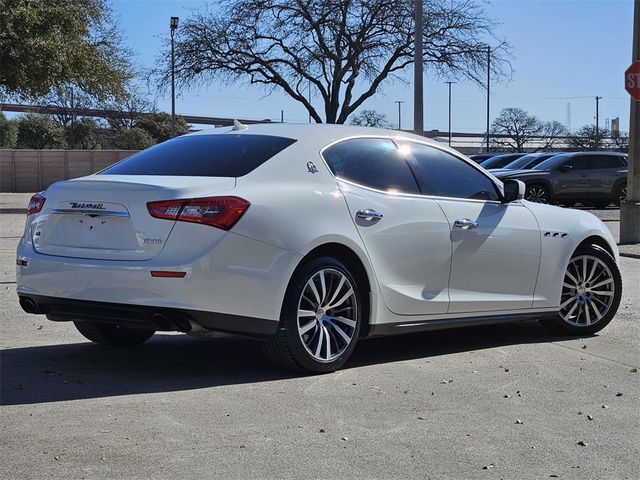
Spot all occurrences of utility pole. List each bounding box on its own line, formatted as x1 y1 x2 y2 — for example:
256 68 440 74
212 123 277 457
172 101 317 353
444 81 456 147
413 0 423 135
170 17 179 138
280 110 284 123
485 45 491 152
620 0 640 244
69 87 75 150
595 96 602 148
394 101 404 131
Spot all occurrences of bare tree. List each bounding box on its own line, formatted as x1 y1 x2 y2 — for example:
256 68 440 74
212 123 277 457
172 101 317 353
101 88 156 131
568 125 610 151
162 0 511 123
349 109 392 128
538 120 568 151
490 107 542 152
610 130 629 153
43 85 95 129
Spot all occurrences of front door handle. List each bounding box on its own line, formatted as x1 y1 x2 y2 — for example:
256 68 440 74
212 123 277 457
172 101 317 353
356 209 384 221
453 218 478 229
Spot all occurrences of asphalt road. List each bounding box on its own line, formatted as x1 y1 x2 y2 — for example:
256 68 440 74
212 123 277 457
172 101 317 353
1 212 639 480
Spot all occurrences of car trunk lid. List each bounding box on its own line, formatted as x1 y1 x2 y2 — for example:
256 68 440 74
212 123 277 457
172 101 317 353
32 175 236 260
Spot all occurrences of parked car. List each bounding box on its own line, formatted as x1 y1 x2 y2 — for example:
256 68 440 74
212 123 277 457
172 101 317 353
480 153 528 169
468 153 497 164
488 152 560 176
495 151 628 208
17 125 622 373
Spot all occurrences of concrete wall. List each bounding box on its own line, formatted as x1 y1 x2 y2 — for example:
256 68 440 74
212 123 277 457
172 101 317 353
0 150 138 193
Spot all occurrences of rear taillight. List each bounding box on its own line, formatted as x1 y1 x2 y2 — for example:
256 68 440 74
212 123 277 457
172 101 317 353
27 193 46 215
147 196 250 230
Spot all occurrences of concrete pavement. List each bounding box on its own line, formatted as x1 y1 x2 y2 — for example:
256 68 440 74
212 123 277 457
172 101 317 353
1 207 639 479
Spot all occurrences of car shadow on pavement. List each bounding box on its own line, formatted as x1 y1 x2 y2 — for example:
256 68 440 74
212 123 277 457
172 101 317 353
1 321 582 406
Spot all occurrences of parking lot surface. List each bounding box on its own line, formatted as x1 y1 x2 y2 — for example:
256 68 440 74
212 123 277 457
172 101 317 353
1 210 638 479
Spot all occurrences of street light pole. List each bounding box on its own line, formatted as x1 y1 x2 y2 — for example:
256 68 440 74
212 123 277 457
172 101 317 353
394 101 404 131
444 81 456 147
414 0 423 135
620 0 640 244
170 16 179 138
595 96 602 148
485 45 491 152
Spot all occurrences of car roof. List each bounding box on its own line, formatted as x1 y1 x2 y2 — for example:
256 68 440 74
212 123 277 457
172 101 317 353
187 122 446 147
560 151 627 157
486 152 526 158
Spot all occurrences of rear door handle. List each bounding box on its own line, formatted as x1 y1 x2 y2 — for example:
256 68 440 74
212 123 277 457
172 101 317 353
356 209 384 221
453 218 478 229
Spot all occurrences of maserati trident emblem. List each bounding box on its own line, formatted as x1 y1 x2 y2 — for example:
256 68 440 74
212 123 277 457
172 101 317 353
70 202 105 210
307 161 318 174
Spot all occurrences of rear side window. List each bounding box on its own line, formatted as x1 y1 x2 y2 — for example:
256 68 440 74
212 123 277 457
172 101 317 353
587 155 626 169
323 138 420 194
100 134 296 177
404 143 500 201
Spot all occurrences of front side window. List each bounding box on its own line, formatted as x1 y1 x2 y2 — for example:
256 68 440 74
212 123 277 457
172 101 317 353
322 138 420 194
101 134 297 177
564 156 588 170
403 143 500 201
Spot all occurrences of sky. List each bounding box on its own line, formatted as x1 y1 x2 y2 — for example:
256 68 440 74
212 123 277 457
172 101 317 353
112 0 635 133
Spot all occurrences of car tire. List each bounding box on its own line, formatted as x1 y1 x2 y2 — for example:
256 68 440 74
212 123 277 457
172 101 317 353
262 256 363 373
74 321 155 346
613 183 627 206
525 183 551 204
540 245 621 336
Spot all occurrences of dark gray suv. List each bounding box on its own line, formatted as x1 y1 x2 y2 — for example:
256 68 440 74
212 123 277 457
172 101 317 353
494 152 628 208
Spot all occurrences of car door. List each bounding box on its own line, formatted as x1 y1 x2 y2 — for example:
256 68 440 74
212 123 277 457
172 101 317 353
586 154 627 202
322 138 452 316
553 155 589 201
401 141 541 314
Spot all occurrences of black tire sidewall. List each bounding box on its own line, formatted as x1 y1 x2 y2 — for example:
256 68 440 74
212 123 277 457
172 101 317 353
280 256 362 373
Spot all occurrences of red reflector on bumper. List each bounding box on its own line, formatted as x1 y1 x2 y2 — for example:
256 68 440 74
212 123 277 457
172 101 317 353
150 271 187 278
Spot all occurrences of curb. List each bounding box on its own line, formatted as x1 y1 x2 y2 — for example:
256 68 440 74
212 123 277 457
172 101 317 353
0 208 27 214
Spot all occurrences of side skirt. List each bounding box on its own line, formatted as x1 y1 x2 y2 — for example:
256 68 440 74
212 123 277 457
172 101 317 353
367 311 558 337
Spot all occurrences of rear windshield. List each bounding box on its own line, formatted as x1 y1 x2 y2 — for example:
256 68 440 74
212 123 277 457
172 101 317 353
100 134 297 177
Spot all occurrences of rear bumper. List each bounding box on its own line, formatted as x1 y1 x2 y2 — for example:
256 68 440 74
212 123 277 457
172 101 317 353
18 294 278 337
17 227 302 324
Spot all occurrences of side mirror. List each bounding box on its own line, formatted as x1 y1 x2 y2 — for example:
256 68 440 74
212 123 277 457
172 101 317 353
559 164 573 172
502 179 525 203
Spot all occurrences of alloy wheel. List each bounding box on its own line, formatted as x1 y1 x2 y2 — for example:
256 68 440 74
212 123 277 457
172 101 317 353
559 255 615 327
619 185 627 204
297 268 358 362
526 186 549 203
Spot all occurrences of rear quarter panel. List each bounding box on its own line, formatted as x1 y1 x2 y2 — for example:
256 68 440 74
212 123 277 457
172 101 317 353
230 134 382 312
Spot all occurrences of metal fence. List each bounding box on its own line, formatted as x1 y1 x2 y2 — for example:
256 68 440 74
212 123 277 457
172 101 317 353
0 150 138 193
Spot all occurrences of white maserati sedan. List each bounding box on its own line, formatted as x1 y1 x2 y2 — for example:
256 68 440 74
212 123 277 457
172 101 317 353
17 123 622 373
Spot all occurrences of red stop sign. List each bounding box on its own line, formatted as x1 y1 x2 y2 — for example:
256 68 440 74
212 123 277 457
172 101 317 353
626 62 640 100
